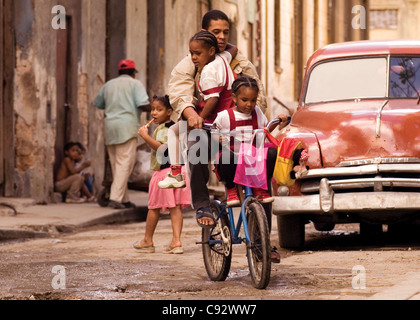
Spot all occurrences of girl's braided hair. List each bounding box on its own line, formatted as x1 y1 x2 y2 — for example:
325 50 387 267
231 76 259 95
190 30 220 54
152 95 172 110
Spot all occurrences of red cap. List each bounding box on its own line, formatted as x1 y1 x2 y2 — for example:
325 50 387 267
118 59 137 71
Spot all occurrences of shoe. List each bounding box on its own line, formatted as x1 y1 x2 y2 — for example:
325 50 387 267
108 200 126 209
158 173 186 189
163 246 184 254
271 247 281 264
253 188 274 203
133 241 155 253
226 187 240 207
65 196 86 204
123 201 136 208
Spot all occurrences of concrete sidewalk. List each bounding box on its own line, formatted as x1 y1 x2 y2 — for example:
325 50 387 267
368 273 420 300
0 190 150 241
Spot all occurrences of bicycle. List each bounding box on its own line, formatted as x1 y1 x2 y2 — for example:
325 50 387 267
198 118 284 289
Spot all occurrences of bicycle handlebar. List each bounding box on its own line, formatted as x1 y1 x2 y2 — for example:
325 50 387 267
202 115 291 133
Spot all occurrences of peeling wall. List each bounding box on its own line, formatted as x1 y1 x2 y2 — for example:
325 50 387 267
13 0 56 201
11 0 106 202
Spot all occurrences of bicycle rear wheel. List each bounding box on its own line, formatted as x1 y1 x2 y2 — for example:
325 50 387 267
246 201 271 289
202 201 232 281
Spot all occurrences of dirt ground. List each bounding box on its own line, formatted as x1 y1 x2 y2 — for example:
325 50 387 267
0 209 419 301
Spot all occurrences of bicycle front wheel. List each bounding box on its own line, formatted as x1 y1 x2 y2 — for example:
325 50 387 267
246 201 271 289
202 201 232 281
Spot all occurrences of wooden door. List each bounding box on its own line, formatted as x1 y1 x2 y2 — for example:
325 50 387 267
147 0 165 97
0 0 4 188
54 20 70 177
1 0 14 196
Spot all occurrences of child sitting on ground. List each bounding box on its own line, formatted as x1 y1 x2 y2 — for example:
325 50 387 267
74 142 96 201
55 142 95 203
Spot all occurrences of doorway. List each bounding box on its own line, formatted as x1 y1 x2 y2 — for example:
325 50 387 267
147 0 165 97
54 16 71 178
0 0 4 191
1 0 14 196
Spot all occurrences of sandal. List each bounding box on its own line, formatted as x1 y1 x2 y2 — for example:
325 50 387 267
196 207 215 229
87 196 97 203
163 246 184 254
133 241 155 253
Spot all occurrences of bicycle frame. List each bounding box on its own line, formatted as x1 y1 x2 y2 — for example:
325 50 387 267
210 185 254 246
205 117 287 246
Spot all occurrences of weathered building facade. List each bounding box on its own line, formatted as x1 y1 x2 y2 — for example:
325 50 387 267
369 0 420 40
262 0 369 116
1 0 107 202
1 0 369 202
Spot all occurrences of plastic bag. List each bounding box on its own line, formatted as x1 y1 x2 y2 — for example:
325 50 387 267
233 142 271 189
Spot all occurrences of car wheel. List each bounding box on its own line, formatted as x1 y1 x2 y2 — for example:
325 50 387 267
277 214 305 250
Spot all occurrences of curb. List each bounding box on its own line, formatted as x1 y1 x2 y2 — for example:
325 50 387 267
0 206 149 242
78 206 149 228
0 229 50 241
368 273 420 300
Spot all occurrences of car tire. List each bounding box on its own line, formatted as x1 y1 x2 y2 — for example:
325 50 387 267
277 214 305 250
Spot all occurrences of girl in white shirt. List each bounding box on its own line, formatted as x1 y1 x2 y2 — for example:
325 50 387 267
213 76 289 206
158 31 237 189
213 76 291 264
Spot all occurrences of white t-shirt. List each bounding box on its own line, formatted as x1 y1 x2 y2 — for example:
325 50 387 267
199 51 234 101
213 107 268 147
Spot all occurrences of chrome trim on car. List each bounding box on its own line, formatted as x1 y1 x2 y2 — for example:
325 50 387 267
376 100 389 138
273 188 420 216
337 157 420 167
274 161 420 215
300 163 420 180
301 177 420 193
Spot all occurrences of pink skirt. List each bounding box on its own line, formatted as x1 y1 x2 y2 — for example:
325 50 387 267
148 166 191 213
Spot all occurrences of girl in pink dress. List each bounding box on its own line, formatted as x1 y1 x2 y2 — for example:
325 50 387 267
133 95 191 254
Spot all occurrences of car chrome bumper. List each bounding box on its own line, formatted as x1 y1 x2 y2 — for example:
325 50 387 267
273 177 420 216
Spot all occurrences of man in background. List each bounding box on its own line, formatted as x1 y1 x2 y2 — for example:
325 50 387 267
94 60 150 209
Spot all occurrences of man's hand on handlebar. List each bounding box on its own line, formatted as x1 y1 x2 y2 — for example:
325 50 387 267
183 106 204 129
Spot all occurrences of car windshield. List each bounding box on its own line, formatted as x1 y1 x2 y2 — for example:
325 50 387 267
389 57 420 98
305 57 388 104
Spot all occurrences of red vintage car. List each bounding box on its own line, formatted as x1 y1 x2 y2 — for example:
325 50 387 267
273 40 420 249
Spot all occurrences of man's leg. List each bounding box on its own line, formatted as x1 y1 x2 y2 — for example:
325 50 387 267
187 130 212 210
107 138 137 205
187 129 216 227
